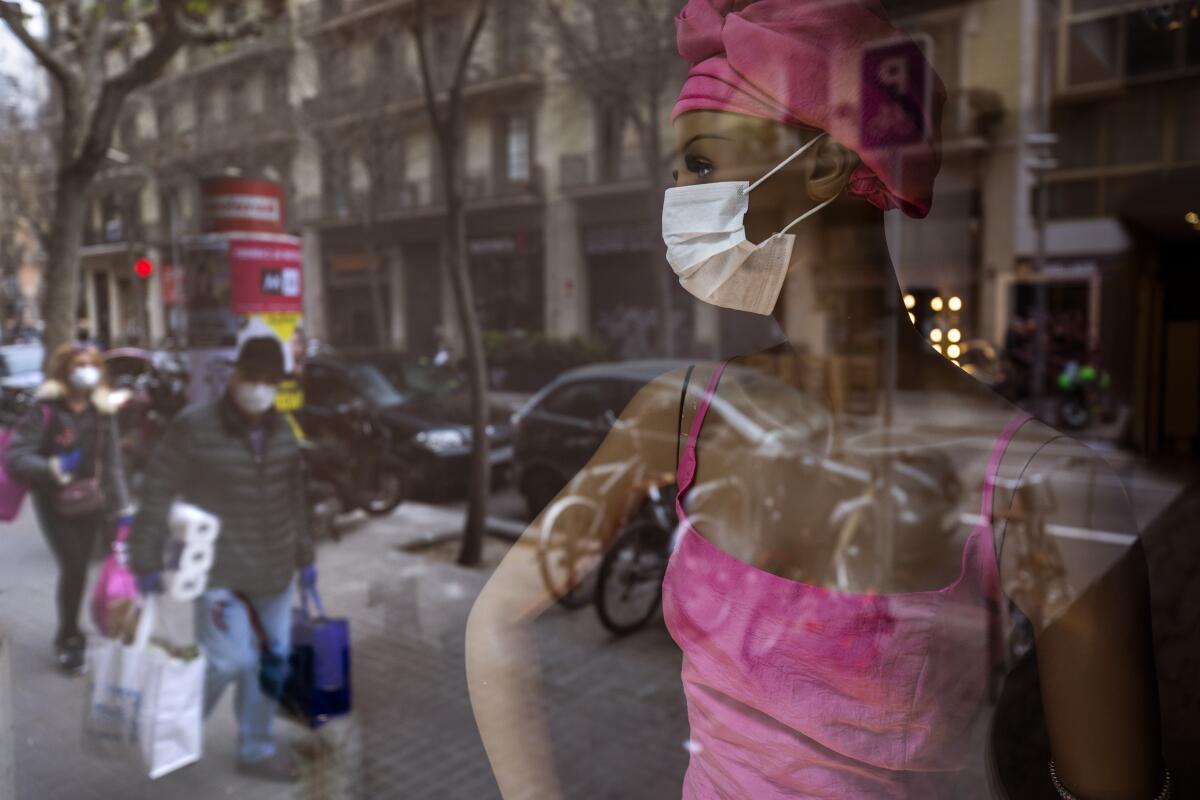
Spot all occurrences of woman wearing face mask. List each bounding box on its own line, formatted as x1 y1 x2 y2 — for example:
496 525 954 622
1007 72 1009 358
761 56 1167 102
467 2 1164 798
128 335 314 782
4 343 131 674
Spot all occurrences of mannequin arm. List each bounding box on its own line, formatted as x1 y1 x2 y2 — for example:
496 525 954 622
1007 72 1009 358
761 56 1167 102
466 367 684 798
1004 440 1163 798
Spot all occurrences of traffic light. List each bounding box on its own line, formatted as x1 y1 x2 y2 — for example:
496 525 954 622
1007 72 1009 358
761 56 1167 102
134 257 154 278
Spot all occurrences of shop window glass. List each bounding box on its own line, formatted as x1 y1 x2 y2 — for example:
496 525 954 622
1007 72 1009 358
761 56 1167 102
541 381 616 422
1177 85 1200 163
1051 103 1102 169
1067 17 1119 86
1107 92 1163 165
1124 11 1179 77
1045 179 1100 219
1187 11 1200 66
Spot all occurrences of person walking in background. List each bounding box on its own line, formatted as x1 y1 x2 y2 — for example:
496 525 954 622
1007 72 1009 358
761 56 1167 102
130 335 315 782
4 343 131 674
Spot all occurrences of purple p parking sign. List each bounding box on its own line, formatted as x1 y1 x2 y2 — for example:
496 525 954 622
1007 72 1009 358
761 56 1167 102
859 36 932 152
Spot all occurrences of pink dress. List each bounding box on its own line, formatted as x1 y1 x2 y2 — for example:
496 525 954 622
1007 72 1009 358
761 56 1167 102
662 360 1031 798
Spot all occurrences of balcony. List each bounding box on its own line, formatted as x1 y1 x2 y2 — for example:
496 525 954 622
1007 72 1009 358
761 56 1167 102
183 15 291 73
299 0 416 35
558 152 648 193
303 76 421 124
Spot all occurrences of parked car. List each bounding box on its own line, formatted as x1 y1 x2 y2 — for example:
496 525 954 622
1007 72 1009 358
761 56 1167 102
0 343 44 393
512 360 691 518
0 343 44 426
298 352 514 499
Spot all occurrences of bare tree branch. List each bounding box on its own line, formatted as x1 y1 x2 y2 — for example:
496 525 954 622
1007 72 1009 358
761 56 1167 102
446 0 488 118
410 0 446 136
0 1 74 88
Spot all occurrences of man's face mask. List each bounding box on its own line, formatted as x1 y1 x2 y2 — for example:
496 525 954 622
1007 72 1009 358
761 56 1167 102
662 133 837 316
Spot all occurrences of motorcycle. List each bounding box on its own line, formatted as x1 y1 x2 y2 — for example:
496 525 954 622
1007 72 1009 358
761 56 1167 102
1055 360 1114 431
293 400 408 540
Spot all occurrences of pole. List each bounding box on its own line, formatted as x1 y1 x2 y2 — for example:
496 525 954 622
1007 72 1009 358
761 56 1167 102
1028 0 1055 415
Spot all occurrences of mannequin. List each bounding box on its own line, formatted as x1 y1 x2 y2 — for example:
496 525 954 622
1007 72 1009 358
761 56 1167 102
466 3 1162 797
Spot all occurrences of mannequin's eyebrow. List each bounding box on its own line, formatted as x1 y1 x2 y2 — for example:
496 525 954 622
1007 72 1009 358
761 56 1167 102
681 134 731 150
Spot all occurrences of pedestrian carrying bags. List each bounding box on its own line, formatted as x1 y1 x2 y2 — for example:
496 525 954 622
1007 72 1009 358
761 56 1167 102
82 596 206 779
0 405 50 522
284 587 352 728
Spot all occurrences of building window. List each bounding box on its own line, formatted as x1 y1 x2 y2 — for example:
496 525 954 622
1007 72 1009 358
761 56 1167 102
1066 17 1120 86
322 46 351 91
229 78 247 118
431 14 463 88
1061 3 1200 90
494 0 529 74
504 114 531 184
373 34 396 78
324 145 353 218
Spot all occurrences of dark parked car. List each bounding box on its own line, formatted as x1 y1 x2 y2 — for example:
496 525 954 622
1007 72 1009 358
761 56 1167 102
0 344 44 426
298 353 514 499
512 360 690 518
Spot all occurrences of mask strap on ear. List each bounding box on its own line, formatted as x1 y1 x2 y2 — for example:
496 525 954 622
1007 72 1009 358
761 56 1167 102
778 191 841 236
743 132 827 195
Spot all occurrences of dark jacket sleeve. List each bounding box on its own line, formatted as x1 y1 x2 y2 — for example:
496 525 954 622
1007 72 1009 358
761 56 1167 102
99 413 132 518
292 437 314 569
4 403 52 489
129 412 190 576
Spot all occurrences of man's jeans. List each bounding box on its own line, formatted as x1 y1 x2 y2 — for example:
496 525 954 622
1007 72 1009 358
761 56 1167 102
194 586 293 763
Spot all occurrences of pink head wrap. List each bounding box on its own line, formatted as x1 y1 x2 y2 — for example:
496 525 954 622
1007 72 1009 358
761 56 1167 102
673 0 946 219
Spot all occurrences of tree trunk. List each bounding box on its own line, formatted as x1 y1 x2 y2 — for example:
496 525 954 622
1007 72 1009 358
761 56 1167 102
641 108 675 357
41 167 91 360
361 207 390 347
439 133 490 566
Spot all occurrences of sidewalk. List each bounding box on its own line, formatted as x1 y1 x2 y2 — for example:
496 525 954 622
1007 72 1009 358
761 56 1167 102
0 500 690 799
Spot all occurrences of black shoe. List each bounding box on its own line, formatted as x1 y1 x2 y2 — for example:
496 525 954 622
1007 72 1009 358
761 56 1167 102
236 751 300 783
54 634 86 675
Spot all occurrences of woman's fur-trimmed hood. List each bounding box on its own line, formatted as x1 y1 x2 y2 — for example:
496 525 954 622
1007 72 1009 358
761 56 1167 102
35 380 117 415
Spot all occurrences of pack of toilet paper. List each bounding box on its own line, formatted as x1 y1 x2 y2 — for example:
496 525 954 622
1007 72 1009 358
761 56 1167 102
166 502 221 602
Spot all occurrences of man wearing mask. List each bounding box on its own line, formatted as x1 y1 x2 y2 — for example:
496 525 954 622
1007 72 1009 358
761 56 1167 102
130 335 314 782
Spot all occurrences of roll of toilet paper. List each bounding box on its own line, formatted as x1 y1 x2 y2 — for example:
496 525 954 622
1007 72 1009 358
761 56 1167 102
166 501 221 602
168 502 220 544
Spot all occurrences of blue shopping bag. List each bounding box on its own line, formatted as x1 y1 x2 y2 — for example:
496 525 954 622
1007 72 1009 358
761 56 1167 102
281 586 351 728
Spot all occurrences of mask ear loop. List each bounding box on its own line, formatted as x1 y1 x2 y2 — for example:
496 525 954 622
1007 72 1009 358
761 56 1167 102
742 132 828 195
778 191 841 236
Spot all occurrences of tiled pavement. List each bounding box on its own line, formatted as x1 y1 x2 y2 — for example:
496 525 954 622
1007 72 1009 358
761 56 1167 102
0 500 690 800
2 468 1196 800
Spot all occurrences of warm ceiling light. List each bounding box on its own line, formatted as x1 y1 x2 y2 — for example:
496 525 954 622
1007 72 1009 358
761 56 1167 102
948 296 963 312
1187 211 1200 225
930 296 944 312
947 343 961 359
903 293 916 309
908 311 916 324
948 327 962 343
932 343 942 354
952 359 961 367
930 328 943 343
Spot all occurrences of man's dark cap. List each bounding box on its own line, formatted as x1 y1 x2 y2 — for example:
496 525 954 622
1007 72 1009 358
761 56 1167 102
236 336 285 380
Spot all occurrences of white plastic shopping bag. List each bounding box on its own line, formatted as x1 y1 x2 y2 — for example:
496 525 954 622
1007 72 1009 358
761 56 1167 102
82 596 206 779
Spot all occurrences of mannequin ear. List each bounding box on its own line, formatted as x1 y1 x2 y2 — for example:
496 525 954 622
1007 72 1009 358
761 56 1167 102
805 137 861 203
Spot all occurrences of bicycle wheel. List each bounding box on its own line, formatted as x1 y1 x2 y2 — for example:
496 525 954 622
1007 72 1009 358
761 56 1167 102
596 520 670 636
538 496 604 609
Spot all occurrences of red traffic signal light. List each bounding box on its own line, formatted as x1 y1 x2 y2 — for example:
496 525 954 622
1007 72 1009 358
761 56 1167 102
134 257 154 278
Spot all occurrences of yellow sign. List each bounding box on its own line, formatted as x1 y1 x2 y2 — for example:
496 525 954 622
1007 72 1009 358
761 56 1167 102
276 377 304 413
261 312 301 346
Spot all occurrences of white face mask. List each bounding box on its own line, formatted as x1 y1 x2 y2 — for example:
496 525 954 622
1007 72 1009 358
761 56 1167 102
662 133 837 316
69 365 101 391
233 382 278 415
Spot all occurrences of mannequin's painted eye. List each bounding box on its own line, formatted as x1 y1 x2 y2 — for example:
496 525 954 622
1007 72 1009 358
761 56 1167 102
685 155 714 177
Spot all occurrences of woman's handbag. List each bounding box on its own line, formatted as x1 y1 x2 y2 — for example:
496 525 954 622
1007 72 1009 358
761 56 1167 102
55 477 105 517
54 411 108 517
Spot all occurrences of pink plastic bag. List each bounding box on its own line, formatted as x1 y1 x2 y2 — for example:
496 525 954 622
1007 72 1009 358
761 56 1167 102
91 520 139 637
0 406 49 523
